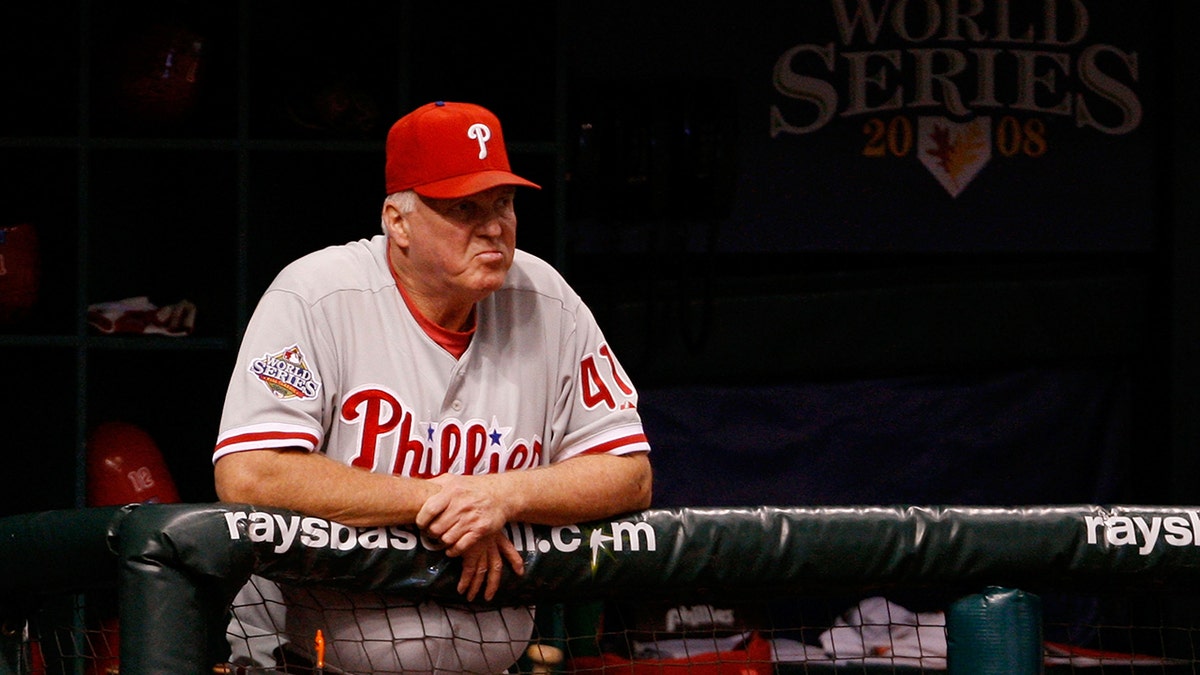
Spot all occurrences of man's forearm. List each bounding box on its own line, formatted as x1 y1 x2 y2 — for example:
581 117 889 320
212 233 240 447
491 452 653 526
214 449 651 531
214 448 438 527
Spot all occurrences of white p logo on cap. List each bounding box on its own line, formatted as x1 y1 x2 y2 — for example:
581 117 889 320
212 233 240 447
467 123 491 159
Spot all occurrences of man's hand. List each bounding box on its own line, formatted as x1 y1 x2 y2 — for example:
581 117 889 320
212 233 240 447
414 454 651 600
417 473 525 601
416 473 509 556
456 532 526 602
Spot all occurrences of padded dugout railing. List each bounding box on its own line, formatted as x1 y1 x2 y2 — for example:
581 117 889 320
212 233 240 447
3 503 1200 674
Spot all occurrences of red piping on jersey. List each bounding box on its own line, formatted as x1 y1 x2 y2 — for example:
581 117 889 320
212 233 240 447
215 429 321 452
387 246 475 359
580 433 649 455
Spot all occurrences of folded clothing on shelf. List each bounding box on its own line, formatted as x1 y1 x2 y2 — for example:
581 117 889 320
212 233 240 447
87 296 196 336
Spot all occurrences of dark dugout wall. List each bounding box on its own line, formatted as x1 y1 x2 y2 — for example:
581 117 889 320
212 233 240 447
560 0 1182 508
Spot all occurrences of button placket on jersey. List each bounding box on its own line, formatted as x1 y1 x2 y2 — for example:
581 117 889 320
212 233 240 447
446 365 467 414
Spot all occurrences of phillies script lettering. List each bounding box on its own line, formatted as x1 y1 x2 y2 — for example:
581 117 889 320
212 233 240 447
337 343 633 476
340 385 542 477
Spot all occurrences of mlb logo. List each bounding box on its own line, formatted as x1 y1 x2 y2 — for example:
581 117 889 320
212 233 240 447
918 117 992 198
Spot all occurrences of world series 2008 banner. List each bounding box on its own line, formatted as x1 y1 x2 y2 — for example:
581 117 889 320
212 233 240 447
723 0 1161 252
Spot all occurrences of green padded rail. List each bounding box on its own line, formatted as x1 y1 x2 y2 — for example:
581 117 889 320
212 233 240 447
5 502 1200 674
112 503 1200 604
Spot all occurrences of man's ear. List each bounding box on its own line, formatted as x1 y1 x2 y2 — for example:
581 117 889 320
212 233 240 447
382 202 410 246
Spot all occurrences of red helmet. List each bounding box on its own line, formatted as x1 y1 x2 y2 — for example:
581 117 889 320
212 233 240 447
86 421 180 507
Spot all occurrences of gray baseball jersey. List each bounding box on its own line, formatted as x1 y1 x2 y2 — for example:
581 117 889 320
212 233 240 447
214 234 649 478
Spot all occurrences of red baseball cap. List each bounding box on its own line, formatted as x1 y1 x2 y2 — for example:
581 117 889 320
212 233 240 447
385 101 541 198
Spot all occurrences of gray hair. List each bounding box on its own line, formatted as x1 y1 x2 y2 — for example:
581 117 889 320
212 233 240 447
381 190 419 234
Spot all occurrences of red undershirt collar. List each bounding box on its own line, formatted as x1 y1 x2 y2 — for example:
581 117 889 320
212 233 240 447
387 246 475 359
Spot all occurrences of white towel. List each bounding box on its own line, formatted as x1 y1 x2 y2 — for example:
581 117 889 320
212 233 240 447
819 596 948 668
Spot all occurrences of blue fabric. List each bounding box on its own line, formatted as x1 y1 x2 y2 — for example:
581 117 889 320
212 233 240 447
638 368 1129 508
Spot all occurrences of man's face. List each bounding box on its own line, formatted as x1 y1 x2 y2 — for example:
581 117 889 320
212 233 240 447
402 186 518 302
